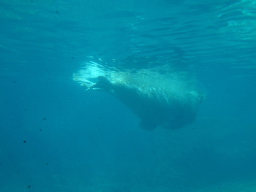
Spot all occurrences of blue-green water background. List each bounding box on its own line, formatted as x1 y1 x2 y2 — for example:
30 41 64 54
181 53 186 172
1 0 256 191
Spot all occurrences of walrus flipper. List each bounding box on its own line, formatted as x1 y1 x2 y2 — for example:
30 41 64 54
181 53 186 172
91 76 113 90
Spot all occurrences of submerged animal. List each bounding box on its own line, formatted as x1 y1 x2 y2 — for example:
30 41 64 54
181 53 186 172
73 62 204 130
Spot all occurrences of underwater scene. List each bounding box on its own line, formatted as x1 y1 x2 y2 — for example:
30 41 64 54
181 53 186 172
1 0 256 191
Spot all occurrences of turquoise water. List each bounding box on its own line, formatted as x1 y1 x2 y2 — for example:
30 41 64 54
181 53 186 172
1 0 256 191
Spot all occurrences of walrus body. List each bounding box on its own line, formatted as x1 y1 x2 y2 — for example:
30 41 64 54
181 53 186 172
74 63 203 130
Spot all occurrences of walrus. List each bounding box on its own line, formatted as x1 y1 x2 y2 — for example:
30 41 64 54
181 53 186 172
73 62 204 130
